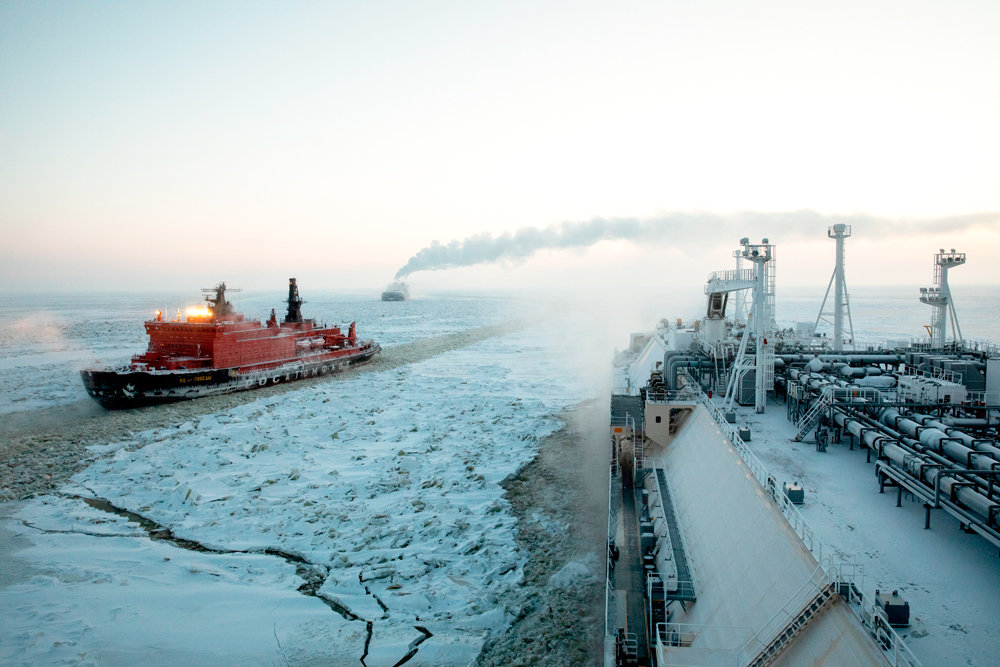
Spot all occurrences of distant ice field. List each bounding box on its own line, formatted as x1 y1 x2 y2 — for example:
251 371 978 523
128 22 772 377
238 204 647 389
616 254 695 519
0 284 996 664
1 313 599 665
0 290 527 414
0 285 994 415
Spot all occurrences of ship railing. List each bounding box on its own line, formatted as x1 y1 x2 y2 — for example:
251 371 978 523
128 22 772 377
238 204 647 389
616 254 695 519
645 389 699 404
899 363 963 385
705 268 757 290
604 576 617 666
679 369 923 667
737 560 833 664
654 621 752 665
604 455 619 645
966 390 1000 406
680 368 835 567
862 604 922 667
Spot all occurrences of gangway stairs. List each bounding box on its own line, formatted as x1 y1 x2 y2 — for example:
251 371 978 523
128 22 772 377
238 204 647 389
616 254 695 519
745 582 837 667
792 387 833 442
653 468 696 601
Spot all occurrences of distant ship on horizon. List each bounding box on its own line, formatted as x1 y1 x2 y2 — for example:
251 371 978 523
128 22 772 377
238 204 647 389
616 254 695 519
381 281 410 301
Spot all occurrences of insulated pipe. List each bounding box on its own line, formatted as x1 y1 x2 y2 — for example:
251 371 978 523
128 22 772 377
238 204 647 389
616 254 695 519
797 372 1000 511
839 366 885 378
854 376 897 388
662 350 688 375
847 410 970 474
910 413 1000 461
941 417 996 429
833 408 999 524
880 409 1000 473
847 409 1000 501
667 357 713 390
777 354 905 364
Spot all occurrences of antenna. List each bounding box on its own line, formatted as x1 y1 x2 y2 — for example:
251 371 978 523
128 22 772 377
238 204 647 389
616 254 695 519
725 238 775 414
812 224 855 351
202 282 240 317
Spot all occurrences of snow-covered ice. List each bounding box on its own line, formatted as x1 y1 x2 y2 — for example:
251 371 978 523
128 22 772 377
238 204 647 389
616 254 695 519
1 298 607 665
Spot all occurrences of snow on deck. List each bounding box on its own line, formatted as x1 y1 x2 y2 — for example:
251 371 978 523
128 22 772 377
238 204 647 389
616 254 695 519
653 405 887 665
730 400 1000 667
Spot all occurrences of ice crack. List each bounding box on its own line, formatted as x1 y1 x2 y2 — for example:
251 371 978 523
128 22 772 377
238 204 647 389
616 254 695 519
61 493 365 627
390 625 434 667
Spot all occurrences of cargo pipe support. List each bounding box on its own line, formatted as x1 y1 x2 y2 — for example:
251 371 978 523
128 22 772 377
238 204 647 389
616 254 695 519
878 409 1000 473
832 407 1000 532
909 413 1000 461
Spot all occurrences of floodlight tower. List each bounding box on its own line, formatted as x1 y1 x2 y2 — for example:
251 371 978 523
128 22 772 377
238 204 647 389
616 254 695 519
724 238 775 413
812 224 855 351
919 249 966 347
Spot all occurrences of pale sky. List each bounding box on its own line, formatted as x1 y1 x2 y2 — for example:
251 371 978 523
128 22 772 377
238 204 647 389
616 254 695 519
2 1 999 293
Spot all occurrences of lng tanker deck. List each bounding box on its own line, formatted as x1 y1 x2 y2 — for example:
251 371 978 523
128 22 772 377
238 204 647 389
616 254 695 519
605 231 999 666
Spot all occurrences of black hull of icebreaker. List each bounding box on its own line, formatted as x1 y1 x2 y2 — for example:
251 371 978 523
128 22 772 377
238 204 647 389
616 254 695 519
81 344 380 409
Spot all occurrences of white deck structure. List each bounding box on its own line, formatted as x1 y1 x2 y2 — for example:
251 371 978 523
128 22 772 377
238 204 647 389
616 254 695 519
649 405 890 666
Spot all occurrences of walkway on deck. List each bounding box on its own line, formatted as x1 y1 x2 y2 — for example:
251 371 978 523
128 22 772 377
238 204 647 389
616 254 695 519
615 468 650 666
652 467 696 602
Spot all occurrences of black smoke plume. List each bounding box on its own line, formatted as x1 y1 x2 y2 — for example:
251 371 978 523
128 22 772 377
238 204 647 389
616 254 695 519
395 210 1000 278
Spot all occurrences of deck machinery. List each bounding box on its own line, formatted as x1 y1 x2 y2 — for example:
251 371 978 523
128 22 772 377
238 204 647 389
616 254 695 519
607 230 997 666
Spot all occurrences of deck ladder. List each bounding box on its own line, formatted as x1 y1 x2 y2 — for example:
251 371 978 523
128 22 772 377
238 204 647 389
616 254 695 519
746 583 836 667
792 387 834 442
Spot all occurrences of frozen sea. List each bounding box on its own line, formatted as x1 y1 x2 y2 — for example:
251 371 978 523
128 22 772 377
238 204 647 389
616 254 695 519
0 283 997 665
0 288 614 666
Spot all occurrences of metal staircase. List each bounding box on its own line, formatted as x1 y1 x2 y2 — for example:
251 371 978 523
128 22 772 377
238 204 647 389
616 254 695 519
738 561 840 667
746 583 836 667
792 387 833 442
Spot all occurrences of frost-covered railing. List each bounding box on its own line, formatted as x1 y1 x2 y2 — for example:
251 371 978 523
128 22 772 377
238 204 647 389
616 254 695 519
645 389 699 403
655 621 752 665
679 368 922 667
863 605 922 667
605 458 615 616
683 369 834 566
899 363 963 385
967 391 1000 405
604 442 620 665
737 561 833 664
704 268 756 293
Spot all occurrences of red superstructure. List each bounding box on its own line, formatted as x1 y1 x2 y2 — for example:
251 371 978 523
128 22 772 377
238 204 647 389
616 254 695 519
133 281 359 373
81 279 380 408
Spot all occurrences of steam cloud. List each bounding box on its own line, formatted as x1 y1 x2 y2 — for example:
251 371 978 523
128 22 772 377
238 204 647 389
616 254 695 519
395 210 1000 278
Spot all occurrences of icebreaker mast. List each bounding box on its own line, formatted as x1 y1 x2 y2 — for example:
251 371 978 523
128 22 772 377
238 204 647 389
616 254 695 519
285 277 304 324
